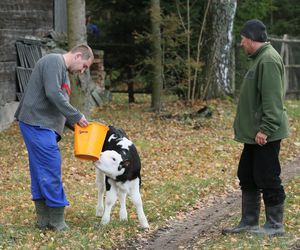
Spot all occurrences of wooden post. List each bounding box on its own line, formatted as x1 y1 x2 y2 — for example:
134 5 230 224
281 34 290 92
270 35 300 99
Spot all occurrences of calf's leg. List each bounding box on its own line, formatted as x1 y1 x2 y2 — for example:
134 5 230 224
118 190 128 221
96 169 105 217
101 182 117 225
129 180 149 228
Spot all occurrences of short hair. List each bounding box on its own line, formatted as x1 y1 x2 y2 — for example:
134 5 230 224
70 44 94 60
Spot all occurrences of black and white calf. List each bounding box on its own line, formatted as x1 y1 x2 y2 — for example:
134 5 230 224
94 126 149 228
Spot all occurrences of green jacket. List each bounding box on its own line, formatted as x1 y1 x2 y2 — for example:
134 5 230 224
234 43 289 144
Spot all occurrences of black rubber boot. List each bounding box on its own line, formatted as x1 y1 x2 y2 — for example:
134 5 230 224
222 190 261 234
253 203 284 236
34 200 49 229
48 207 69 231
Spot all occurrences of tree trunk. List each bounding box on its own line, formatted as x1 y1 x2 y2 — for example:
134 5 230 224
150 0 163 112
186 0 191 101
67 0 95 117
202 0 237 100
126 67 135 103
67 0 86 48
128 81 135 103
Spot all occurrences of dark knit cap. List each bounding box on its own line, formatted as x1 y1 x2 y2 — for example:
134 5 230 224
240 19 268 42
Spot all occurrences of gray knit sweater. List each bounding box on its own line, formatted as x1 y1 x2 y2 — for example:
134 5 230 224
15 54 83 136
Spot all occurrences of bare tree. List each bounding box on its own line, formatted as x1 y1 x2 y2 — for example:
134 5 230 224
175 0 211 102
150 0 163 112
67 0 95 116
191 0 211 103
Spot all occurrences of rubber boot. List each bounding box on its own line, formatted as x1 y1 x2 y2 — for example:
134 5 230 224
34 200 49 229
253 203 284 236
48 207 69 231
222 190 261 234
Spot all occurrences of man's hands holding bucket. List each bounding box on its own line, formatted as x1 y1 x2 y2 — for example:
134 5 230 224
77 115 89 127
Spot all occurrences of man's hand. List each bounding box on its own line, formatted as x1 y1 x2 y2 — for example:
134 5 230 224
255 131 267 146
77 115 89 127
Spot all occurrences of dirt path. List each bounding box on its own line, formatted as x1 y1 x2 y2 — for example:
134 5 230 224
126 157 300 250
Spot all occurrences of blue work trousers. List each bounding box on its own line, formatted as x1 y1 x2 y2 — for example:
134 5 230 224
19 121 69 207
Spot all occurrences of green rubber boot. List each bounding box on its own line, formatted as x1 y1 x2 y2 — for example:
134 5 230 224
34 200 49 229
222 190 261 234
48 206 69 231
253 203 285 236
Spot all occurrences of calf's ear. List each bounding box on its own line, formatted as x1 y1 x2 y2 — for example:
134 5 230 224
123 159 130 167
118 159 130 171
118 160 130 171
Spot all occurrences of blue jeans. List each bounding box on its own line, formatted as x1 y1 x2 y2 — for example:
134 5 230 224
19 121 69 207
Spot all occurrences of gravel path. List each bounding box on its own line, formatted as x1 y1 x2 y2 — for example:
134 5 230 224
125 157 300 250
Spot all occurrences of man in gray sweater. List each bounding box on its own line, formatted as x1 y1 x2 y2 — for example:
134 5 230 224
15 44 94 231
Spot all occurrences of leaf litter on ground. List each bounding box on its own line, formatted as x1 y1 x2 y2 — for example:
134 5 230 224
0 95 300 249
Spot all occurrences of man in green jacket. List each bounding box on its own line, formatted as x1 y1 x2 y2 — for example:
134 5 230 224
223 19 289 236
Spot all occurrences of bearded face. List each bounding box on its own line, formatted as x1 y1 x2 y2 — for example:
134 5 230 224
240 36 255 55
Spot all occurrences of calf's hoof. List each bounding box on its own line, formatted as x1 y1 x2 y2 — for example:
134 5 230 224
119 212 128 221
96 207 104 217
101 217 110 225
140 221 150 229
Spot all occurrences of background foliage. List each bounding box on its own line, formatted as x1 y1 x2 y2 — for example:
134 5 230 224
86 0 300 100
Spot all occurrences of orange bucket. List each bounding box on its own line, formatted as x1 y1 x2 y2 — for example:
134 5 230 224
74 122 109 161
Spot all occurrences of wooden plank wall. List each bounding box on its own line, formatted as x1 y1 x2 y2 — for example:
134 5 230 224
0 0 53 106
54 0 67 33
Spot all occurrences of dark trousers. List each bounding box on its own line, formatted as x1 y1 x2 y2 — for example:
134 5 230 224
237 140 285 206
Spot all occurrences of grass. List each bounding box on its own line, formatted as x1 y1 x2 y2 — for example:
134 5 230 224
196 177 300 250
0 94 300 249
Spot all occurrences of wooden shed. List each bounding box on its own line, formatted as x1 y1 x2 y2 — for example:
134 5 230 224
0 0 67 130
